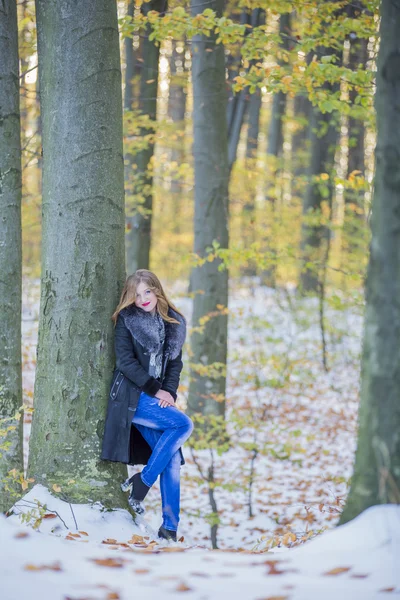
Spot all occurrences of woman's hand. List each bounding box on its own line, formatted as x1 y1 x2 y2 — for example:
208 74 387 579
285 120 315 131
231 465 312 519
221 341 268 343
155 389 175 408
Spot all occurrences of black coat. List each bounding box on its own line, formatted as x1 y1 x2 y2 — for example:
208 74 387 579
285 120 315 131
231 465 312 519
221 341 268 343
100 305 186 467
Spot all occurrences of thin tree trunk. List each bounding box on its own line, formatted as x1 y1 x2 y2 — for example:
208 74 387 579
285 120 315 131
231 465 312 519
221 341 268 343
0 0 24 513
292 93 312 186
188 0 229 418
242 9 265 277
299 39 342 294
299 101 339 293
345 20 368 215
123 0 135 111
340 0 400 523
27 0 128 507
168 39 187 233
125 1 165 275
263 13 291 287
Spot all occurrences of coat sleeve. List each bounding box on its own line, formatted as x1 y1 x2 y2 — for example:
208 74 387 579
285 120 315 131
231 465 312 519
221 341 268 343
161 350 183 401
114 315 162 397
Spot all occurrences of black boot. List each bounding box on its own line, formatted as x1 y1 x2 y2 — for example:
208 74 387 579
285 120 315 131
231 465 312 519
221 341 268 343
158 525 177 542
128 473 150 513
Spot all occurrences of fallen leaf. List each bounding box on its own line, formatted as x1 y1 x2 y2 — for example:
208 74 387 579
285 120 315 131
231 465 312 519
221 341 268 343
43 513 57 520
256 596 289 600
78 531 89 536
323 567 352 576
102 538 118 545
52 484 61 493
24 561 62 572
176 582 192 592
134 568 150 574
379 588 396 593
15 531 29 539
90 558 124 568
127 534 147 546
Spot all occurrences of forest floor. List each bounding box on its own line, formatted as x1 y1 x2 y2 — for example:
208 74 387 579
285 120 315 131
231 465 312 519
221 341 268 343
4 276 397 599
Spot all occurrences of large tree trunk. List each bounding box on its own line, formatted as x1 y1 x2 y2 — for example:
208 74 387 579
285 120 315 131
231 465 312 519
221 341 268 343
125 0 164 275
0 0 24 513
27 0 128 508
340 0 400 523
188 0 229 418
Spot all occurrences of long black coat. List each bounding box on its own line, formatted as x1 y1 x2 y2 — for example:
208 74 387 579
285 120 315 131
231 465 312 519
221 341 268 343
100 305 186 467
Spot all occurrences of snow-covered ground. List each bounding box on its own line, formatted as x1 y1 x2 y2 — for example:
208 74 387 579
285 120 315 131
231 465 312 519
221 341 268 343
2 486 399 599
8 276 398 598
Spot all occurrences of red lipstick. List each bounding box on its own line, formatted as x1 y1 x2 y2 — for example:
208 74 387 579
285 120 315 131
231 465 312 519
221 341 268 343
142 302 151 307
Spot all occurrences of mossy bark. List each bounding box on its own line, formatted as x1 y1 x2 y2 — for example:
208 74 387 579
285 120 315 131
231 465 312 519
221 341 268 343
0 0 24 513
188 0 229 418
27 0 128 508
340 0 400 523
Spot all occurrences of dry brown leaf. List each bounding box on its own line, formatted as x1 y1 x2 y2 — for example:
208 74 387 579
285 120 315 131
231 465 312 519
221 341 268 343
379 588 396 593
24 561 62 572
52 484 61 493
159 546 186 553
178 535 184 542
106 594 120 599
323 567 352 576
43 513 57 519
134 568 150 574
14 531 29 539
256 596 289 600
176 582 192 592
68 533 81 538
78 531 89 536
90 558 124 568
102 538 118 545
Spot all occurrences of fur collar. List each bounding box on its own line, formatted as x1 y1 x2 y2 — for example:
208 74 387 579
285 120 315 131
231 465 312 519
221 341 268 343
120 304 186 360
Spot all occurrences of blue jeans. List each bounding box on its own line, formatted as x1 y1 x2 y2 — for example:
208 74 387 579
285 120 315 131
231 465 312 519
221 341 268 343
132 391 194 531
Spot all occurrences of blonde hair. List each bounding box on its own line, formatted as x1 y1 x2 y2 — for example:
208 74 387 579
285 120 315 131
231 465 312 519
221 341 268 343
112 269 184 325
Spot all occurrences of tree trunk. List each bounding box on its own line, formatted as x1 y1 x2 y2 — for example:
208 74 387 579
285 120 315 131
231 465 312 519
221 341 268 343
168 40 187 234
27 0 128 508
340 0 400 523
0 0 24 513
125 1 164 275
299 103 339 293
242 9 265 277
188 0 229 418
299 41 342 294
263 13 291 287
123 0 135 112
292 93 312 186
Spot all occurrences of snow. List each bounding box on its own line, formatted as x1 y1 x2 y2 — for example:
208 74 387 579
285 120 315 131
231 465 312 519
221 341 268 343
1 487 399 599
9 276 399 598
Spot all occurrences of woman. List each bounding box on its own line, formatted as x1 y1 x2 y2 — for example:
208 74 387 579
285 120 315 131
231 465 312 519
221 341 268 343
101 269 193 542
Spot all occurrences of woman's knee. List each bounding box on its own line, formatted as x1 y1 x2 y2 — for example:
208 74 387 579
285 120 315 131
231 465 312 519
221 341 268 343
183 414 194 435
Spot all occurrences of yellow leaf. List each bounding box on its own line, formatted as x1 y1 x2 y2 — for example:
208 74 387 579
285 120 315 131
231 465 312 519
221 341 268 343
323 566 351 576
52 484 61 493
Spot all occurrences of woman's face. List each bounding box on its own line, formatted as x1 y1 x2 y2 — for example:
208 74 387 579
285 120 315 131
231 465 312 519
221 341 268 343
135 281 158 315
